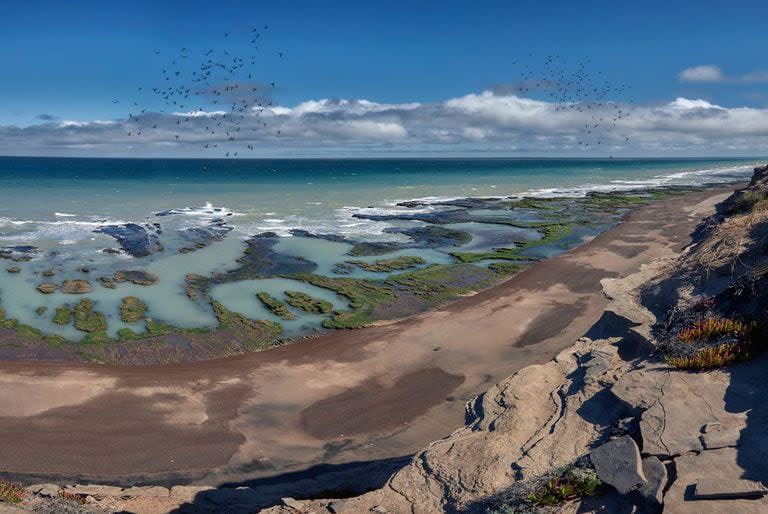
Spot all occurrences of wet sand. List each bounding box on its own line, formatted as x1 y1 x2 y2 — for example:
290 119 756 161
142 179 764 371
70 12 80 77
0 187 736 486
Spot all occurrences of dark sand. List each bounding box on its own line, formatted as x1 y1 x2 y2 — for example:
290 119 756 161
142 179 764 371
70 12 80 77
0 187 736 486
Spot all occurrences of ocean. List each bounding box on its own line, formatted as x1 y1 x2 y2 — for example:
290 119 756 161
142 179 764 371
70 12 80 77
0 156 761 343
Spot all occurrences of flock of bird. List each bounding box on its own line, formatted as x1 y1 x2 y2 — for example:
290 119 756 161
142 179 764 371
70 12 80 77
113 33 632 157
115 26 283 157
512 54 634 151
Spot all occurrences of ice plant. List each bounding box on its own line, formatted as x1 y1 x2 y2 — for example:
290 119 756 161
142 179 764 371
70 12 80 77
678 317 751 344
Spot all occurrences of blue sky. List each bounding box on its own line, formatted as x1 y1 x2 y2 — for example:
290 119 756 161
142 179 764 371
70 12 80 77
1 0 767 156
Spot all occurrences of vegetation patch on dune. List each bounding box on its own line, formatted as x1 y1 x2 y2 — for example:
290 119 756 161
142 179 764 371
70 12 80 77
256 291 295 319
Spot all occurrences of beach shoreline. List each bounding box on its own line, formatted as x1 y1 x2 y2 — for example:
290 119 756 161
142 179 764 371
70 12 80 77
0 185 738 491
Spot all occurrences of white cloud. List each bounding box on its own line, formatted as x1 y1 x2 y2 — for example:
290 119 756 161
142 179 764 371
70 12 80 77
1 91 767 157
679 65 725 82
679 65 768 84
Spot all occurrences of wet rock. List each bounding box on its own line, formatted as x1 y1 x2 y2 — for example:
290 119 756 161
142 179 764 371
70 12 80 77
62 279 92 294
36 283 57 294
0 245 38 262
211 233 317 282
42 268 55 277
178 222 233 250
98 276 116 289
384 225 473 247
6 266 20 273
95 223 162 258
638 456 667 506
589 435 647 494
113 270 158 286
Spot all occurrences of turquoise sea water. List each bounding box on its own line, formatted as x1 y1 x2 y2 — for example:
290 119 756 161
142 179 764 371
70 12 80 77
0 156 761 340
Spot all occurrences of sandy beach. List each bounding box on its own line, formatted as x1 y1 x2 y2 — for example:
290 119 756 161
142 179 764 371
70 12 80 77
0 187 735 488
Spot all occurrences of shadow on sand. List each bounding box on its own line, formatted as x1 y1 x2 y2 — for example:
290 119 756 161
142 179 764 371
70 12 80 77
169 455 411 513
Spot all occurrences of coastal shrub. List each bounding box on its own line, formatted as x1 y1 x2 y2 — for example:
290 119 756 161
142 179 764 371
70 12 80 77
0 478 25 504
476 462 603 513
526 467 601 506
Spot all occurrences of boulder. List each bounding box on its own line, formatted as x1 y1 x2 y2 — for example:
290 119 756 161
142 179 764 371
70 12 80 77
113 270 158 286
62 279 92 294
638 456 667 505
36 283 57 294
589 436 647 494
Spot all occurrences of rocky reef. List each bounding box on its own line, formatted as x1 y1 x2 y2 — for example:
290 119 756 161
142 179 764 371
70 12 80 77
95 223 164 258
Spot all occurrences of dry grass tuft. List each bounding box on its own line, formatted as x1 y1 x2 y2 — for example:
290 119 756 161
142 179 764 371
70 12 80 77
688 200 768 277
0 479 25 504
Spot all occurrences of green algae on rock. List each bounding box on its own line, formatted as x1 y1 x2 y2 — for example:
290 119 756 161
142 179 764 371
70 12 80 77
52 306 73 325
113 270 158 286
73 299 108 333
256 291 295 320
347 255 426 272
119 296 148 323
285 291 334 314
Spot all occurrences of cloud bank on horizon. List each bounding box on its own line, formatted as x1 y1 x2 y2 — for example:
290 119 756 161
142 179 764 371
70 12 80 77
1 89 767 157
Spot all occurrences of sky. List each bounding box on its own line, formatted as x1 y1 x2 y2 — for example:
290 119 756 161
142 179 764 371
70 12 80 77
1 0 767 157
